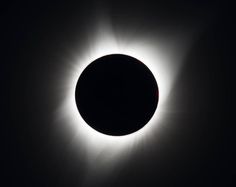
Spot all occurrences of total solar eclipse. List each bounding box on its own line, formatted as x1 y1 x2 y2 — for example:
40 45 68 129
75 54 159 136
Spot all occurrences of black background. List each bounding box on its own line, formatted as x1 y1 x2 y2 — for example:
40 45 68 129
2 1 235 186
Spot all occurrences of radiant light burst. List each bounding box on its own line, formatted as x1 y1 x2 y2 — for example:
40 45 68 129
55 17 193 174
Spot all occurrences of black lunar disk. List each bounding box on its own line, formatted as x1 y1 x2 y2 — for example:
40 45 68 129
75 54 159 136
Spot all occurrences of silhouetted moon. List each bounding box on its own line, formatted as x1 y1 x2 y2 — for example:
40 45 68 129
75 54 159 136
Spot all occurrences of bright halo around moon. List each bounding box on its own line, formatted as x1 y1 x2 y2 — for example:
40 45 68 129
55 19 192 171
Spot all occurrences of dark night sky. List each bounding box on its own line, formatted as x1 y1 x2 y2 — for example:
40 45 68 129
3 1 235 186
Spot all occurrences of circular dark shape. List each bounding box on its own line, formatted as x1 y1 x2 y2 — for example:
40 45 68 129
75 54 159 136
